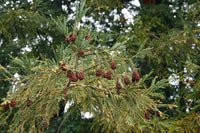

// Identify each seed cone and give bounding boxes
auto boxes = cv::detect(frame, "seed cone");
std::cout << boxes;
[11,99,16,108]
[26,99,32,107]
[61,62,67,71]
[78,70,84,80]
[132,70,140,82]
[190,81,194,87]
[111,60,116,70]
[71,73,78,82]
[124,75,130,85]
[145,111,150,120]
[3,104,9,111]
[71,33,77,42]
[65,36,71,43]
[106,71,112,80]
[103,72,107,78]
[67,70,73,78]
[79,50,84,57]
[96,68,102,77]
[86,35,93,44]
[116,80,122,94]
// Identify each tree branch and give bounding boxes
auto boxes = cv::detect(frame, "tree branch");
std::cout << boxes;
[56,110,72,133]
[64,79,71,96]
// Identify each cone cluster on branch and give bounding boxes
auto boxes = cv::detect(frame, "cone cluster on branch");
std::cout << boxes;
[62,37,141,95]
[2,98,17,111]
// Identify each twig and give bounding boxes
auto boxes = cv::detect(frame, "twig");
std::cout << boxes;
[56,110,72,133]
[64,79,71,96]
[83,64,98,72]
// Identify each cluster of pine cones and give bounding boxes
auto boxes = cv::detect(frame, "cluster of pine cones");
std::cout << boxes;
[2,98,16,112]
[61,59,140,94]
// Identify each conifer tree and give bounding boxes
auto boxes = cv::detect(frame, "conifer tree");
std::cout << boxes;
[0,0,200,132]
[0,1,173,132]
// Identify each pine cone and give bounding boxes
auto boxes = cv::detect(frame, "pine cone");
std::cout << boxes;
[111,60,116,70]
[116,80,122,94]
[71,73,78,82]
[96,68,102,77]
[10,99,16,108]
[132,70,140,82]
[86,35,93,44]
[65,36,71,43]
[124,75,130,85]
[26,99,32,107]
[79,50,84,57]
[103,72,107,78]
[3,104,9,111]
[67,70,73,78]
[145,111,150,120]
[71,33,77,42]
[106,71,112,80]
[61,61,67,71]
[78,70,84,80]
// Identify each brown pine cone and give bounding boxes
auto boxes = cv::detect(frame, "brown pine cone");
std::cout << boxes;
[111,60,116,70]
[61,61,67,71]
[78,70,84,80]
[106,71,112,80]
[67,70,73,78]
[3,104,9,111]
[132,70,140,82]
[71,73,78,82]
[103,72,107,78]
[26,99,32,107]
[10,99,16,108]
[79,50,84,57]
[124,75,130,85]
[96,68,102,77]
[65,36,71,43]
[71,33,77,42]
[86,35,93,44]
[116,80,122,94]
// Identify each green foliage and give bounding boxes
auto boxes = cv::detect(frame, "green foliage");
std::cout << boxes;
[0,0,200,132]
[0,25,171,132]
